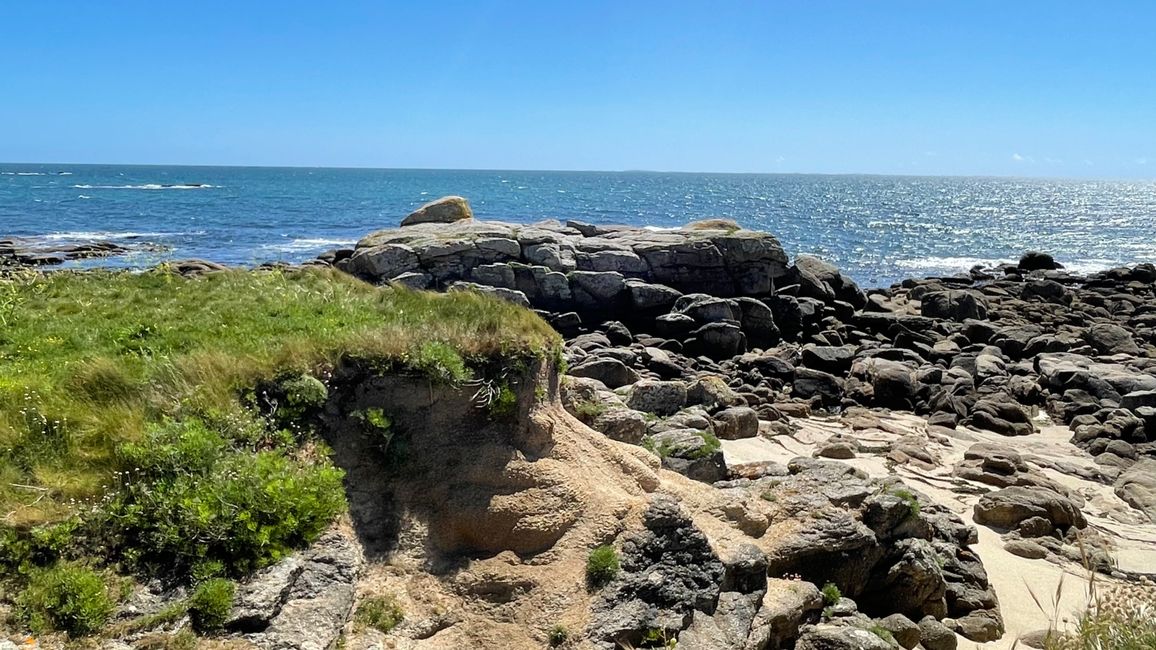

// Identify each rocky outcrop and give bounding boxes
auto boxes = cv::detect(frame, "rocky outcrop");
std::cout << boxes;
[338,219,789,317]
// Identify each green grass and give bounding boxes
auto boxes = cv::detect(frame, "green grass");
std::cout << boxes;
[867,625,895,644]
[0,268,559,526]
[585,544,620,589]
[0,268,560,634]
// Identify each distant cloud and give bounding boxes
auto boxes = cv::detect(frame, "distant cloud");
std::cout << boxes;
[1138,157,1149,165]
[1011,153,1034,163]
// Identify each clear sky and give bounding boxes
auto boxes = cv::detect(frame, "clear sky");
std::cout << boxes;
[2,1,1153,177]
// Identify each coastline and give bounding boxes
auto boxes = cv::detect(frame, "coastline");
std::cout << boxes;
[1,195,1154,649]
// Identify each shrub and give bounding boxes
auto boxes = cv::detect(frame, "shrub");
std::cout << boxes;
[188,578,235,632]
[0,519,79,575]
[16,564,114,637]
[586,545,620,589]
[548,624,569,646]
[355,594,404,634]
[101,420,346,578]
[821,582,842,606]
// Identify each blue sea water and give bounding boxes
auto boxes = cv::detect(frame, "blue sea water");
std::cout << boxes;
[2,163,1154,287]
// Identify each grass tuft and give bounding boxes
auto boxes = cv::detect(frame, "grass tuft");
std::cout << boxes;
[821,581,842,606]
[586,544,620,589]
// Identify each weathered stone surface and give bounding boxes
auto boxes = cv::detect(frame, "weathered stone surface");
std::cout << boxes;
[743,579,823,650]
[400,195,473,226]
[589,496,725,649]
[921,290,989,321]
[973,486,1087,531]
[626,380,688,416]
[918,617,958,650]
[247,528,364,650]
[795,625,894,650]
[1114,459,1156,523]
[714,406,760,440]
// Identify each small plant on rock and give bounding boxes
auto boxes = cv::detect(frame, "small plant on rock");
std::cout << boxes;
[889,488,921,518]
[868,625,895,644]
[571,398,606,422]
[188,577,235,632]
[586,544,620,589]
[821,582,842,606]
[15,563,114,637]
[548,624,569,646]
[355,594,404,634]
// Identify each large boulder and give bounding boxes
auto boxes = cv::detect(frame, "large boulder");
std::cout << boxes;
[400,195,473,226]
[1084,323,1141,356]
[626,380,688,416]
[920,290,989,322]
[972,486,1086,531]
[743,579,823,650]
[1018,251,1059,271]
[1114,459,1156,523]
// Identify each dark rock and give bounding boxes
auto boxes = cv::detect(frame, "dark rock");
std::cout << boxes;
[793,368,845,407]
[569,358,639,389]
[973,486,1086,531]
[713,406,760,440]
[921,290,989,322]
[1018,251,1058,271]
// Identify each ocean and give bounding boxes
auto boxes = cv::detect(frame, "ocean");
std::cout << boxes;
[2,163,1154,288]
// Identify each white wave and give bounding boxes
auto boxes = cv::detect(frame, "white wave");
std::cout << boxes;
[897,256,1120,276]
[896,256,1014,272]
[77,195,92,200]
[39,231,203,242]
[71,183,215,190]
[2,171,48,176]
[259,238,357,253]
[1060,259,1121,275]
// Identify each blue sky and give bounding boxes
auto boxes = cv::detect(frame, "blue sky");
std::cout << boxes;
[2,1,1153,177]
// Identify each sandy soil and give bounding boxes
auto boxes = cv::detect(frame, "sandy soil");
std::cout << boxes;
[722,413,1156,649]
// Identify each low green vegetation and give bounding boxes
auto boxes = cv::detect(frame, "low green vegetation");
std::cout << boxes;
[821,582,842,606]
[548,624,569,647]
[571,398,607,421]
[0,268,560,636]
[585,544,620,589]
[187,578,235,632]
[486,384,519,420]
[867,625,895,644]
[889,487,922,518]
[14,563,114,637]
[355,594,404,634]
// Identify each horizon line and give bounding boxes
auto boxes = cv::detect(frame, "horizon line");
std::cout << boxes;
[2,160,1153,183]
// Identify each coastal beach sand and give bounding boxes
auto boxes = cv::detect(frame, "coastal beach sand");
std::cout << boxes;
[722,415,1156,649]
